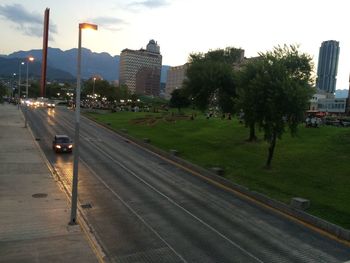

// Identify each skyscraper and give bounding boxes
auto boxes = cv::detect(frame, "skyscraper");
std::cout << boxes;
[316,40,340,94]
[119,40,162,96]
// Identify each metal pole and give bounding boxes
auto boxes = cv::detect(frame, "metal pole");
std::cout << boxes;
[70,25,82,225]
[93,78,95,96]
[24,60,29,128]
[18,63,22,109]
[11,73,16,98]
[26,60,29,99]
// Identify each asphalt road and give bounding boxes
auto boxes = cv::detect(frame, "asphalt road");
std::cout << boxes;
[26,106,350,263]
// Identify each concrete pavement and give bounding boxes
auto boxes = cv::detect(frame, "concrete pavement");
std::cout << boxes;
[0,103,99,263]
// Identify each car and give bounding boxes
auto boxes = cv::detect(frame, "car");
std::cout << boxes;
[52,135,73,153]
[47,100,56,108]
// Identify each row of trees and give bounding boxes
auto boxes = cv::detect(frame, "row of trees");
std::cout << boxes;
[172,45,314,168]
[6,78,136,103]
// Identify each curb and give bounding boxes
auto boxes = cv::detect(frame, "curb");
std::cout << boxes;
[83,112,350,246]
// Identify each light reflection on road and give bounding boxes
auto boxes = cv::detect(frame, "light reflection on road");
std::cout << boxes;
[54,154,74,192]
[47,109,55,126]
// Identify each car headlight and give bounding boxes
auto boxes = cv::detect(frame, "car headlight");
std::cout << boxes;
[68,145,73,149]
[55,145,61,149]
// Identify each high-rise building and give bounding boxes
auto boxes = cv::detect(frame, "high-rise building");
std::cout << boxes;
[165,64,188,99]
[316,40,340,94]
[119,40,162,96]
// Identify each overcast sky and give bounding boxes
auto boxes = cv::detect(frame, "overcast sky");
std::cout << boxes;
[1,0,349,89]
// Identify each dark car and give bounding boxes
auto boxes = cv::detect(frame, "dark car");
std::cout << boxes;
[52,135,73,153]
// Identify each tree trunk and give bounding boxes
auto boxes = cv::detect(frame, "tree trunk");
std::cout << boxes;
[265,132,277,168]
[248,122,257,141]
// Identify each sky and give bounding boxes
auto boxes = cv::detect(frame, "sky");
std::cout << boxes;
[1,0,350,90]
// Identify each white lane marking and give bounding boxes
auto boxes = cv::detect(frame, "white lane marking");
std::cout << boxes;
[57,110,264,262]
[86,141,265,263]
[80,158,188,263]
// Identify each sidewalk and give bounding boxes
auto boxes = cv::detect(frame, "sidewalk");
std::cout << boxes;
[0,103,98,262]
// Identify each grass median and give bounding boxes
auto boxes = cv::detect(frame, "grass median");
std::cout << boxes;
[85,110,350,229]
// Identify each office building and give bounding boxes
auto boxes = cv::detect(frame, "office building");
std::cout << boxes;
[316,40,340,94]
[119,40,162,96]
[165,64,188,99]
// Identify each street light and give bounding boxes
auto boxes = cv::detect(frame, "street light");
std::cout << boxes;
[92,77,96,96]
[26,56,34,99]
[24,56,34,128]
[70,22,98,225]
[11,73,16,98]
[18,62,24,109]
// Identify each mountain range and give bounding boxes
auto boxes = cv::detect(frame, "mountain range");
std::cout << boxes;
[0,47,171,83]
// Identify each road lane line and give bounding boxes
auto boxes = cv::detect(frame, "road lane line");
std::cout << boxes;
[80,158,188,263]
[83,140,264,263]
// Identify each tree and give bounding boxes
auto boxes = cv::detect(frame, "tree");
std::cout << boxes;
[183,47,241,112]
[236,58,264,141]
[82,78,116,101]
[0,82,8,102]
[239,45,314,168]
[116,84,131,101]
[169,88,190,113]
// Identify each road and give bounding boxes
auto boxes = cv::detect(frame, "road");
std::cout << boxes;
[26,106,350,263]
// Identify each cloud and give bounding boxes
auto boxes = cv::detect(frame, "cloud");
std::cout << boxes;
[0,4,57,38]
[128,0,170,9]
[90,16,127,31]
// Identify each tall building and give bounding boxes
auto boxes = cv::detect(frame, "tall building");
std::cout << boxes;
[316,40,340,94]
[119,40,162,96]
[165,64,188,99]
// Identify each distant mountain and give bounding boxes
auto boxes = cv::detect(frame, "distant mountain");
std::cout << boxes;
[6,48,119,81]
[335,89,349,98]
[3,47,171,82]
[0,57,74,80]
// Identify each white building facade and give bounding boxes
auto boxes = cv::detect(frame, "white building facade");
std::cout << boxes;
[119,40,162,95]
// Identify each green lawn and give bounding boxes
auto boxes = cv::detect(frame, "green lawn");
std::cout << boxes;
[86,110,350,229]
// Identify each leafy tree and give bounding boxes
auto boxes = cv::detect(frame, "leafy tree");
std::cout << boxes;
[116,84,131,101]
[236,58,263,141]
[239,45,314,168]
[0,82,8,101]
[169,88,190,113]
[28,81,40,98]
[83,78,116,100]
[46,82,67,98]
[183,47,241,112]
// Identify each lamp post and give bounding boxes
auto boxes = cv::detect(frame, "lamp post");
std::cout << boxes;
[92,77,96,96]
[26,56,34,99]
[24,56,34,128]
[11,73,16,98]
[70,22,98,225]
[18,62,24,109]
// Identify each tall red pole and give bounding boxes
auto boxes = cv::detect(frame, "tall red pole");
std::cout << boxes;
[40,8,49,97]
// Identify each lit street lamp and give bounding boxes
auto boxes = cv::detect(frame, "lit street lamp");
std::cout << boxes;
[70,22,98,225]
[11,73,16,98]
[24,56,34,128]
[26,56,34,99]
[92,77,96,96]
[18,62,24,109]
